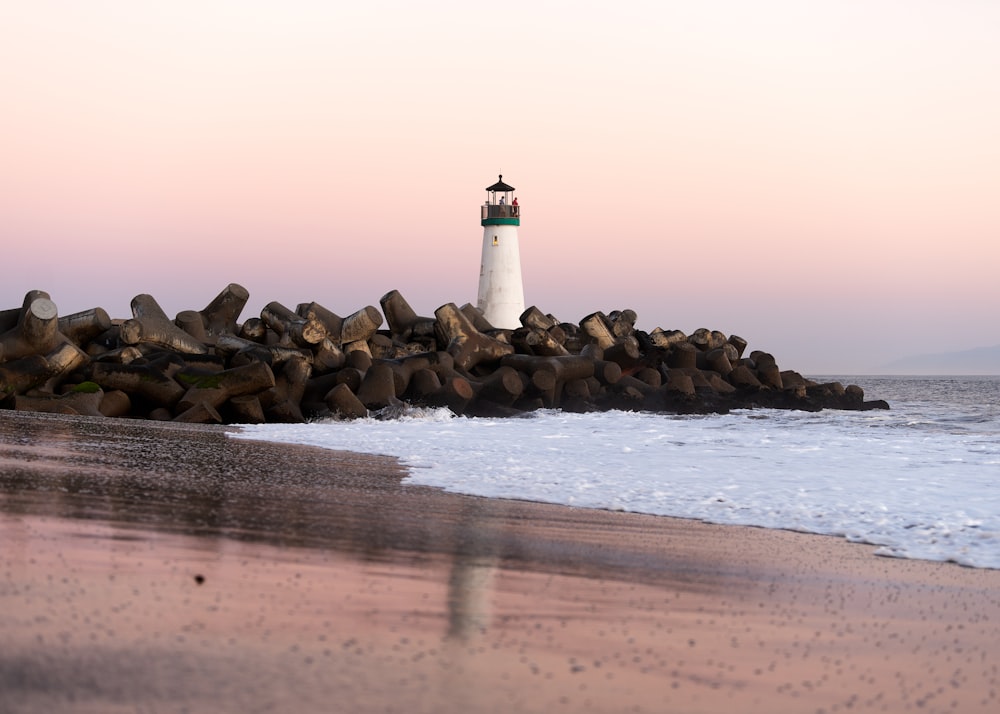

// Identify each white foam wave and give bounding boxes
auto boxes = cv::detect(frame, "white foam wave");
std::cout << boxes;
[233,406,1000,569]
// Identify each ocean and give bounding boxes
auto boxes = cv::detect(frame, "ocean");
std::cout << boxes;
[232,376,1000,570]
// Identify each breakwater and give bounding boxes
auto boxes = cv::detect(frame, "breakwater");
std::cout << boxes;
[0,284,888,423]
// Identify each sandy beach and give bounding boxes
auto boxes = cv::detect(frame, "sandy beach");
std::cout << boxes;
[2,410,998,713]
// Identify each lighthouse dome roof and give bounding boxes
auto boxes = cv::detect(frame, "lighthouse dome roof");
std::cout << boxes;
[486,174,515,192]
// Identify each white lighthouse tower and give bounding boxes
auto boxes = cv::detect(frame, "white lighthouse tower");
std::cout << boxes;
[477,174,525,328]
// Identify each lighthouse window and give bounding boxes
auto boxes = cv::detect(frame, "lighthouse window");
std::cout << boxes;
[493,236,499,246]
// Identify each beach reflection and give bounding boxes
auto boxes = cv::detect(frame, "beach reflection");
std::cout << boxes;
[446,503,504,640]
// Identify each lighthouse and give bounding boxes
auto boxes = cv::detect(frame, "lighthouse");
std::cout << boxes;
[477,174,525,328]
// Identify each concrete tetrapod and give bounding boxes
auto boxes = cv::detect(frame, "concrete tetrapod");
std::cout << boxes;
[199,283,250,339]
[381,290,436,344]
[131,294,209,355]
[14,388,104,417]
[260,302,327,348]
[297,302,344,345]
[175,361,277,413]
[88,362,186,409]
[511,327,570,357]
[266,356,312,423]
[434,303,514,372]
[340,306,383,345]
[0,296,60,361]
[58,308,112,348]
[500,354,596,408]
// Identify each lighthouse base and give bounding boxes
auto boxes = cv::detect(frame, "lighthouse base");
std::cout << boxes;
[477,223,524,329]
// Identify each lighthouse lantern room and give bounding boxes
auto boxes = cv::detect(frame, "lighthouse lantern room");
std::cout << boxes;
[477,174,525,329]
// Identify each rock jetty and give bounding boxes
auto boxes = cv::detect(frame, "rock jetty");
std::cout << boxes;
[0,284,888,424]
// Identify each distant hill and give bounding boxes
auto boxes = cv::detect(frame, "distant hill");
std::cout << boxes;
[882,344,1000,375]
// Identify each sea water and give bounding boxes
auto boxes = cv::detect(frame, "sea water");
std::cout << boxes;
[232,376,1000,570]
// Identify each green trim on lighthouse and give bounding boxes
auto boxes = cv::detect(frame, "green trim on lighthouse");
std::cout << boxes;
[481,217,520,226]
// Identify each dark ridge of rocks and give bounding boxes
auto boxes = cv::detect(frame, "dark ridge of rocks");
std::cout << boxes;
[0,285,890,424]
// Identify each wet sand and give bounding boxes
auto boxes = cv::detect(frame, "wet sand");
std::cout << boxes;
[2,411,999,713]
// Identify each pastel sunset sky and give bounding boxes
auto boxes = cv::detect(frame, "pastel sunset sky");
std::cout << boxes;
[2,1,997,373]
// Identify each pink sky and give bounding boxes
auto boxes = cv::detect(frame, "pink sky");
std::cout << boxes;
[2,1,998,373]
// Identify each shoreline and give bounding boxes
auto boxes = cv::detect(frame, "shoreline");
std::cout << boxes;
[3,411,1000,713]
